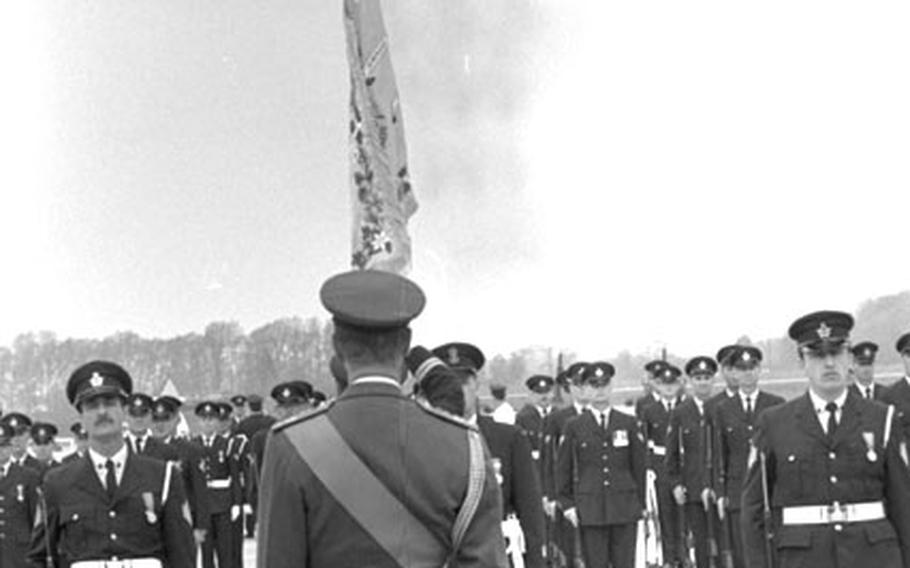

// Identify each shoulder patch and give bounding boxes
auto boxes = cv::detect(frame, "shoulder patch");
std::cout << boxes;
[272,402,334,433]
[415,399,476,431]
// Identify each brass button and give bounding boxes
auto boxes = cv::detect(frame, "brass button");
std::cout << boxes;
[110,533,118,541]
[834,524,843,532]
[109,511,116,518]
[828,452,836,460]
[830,475,837,484]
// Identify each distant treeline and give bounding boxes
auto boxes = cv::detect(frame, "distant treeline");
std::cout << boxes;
[2,291,908,427]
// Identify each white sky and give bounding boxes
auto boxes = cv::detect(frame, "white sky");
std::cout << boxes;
[1,1,908,361]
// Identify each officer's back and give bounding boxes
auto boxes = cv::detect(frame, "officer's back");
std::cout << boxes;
[257,270,507,568]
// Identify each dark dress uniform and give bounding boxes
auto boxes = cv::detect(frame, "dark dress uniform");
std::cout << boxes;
[556,407,645,568]
[0,461,40,568]
[225,431,249,566]
[850,382,887,402]
[28,452,195,568]
[742,391,910,568]
[714,389,785,568]
[194,430,242,568]
[163,436,211,536]
[546,401,588,565]
[235,413,276,441]
[641,393,686,563]
[667,397,715,568]
[881,377,910,436]
[515,404,550,484]
[478,414,546,568]
[257,379,508,568]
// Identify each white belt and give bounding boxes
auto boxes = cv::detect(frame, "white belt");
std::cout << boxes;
[207,478,232,489]
[72,559,162,568]
[650,444,666,456]
[782,501,886,525]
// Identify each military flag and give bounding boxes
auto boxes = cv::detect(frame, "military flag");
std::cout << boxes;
[344,0,417,274]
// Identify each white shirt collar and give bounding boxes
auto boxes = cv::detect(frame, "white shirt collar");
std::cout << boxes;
[809,388,848,414]
[1,459,11,477]
[592,406,611,424]
[573,402,586,414]
[88,444,129,486]
[351,375,401,388]
[739,390,757,407]
[694,397,705,413]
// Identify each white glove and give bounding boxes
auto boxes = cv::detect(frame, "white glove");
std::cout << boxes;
[672,485,687,506]
[230,505,241,521]
[242,504,253,515]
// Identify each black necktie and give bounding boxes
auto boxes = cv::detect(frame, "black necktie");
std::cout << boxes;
[601,411,609,430]
[745,397,753,419]
[136,437,144,454]
[826,402,838,439]
[105,459,117,499]
[866,387,872,400]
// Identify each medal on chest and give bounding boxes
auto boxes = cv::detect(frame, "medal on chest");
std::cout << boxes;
[863,431,877,462]
[142,491,158,524]
[16,484,24,502]
[218,450,225,463]
[613,429,629,447]
[492,458,503,486]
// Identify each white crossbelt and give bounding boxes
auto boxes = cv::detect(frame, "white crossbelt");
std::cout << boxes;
[72,558,162,568]
[782,501,885,525]
[207,478,231,489]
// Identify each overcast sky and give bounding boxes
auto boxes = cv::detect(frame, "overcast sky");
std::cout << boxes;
[1,1,908,361]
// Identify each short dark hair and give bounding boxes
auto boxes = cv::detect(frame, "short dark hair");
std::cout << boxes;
[332,321,411,369]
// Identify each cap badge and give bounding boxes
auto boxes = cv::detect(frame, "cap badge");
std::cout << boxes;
[864,348,872,358]
[742,351,751,362]
[817,322,831,339]
[283,388,291,399]
[595,368,604,378]
[699,361,707,370]
[447,347,459,365]
[90,372,104,388]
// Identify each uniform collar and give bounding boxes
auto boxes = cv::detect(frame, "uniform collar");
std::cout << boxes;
[808,388,848,413]
[573,402,587,414]
[88,443,128,483]
[350,375,401,388]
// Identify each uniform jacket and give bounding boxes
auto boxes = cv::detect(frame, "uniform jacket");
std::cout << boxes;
[634,392,660,421]
[236,414,276,441]
[641,396,685,476]
[256,379,508,568]
[515,404,551,491]
[714,390,785,509]
[556,408,645,526]
[742,391,910,568]
[666,398,713,503]
[850,382,887,402]
[478,415,545,568]
[163,437,210,531]
[881,378,910,438]
[544,404,586,500]
[0,463,40,568]
[193,434,242,515]
[28,451,195,568]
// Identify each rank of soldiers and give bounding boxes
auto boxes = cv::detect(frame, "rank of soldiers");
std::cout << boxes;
[2,269,910,568]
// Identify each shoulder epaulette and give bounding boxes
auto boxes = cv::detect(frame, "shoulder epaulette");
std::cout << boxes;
[415,399,477,431]
[271,402,334,433]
